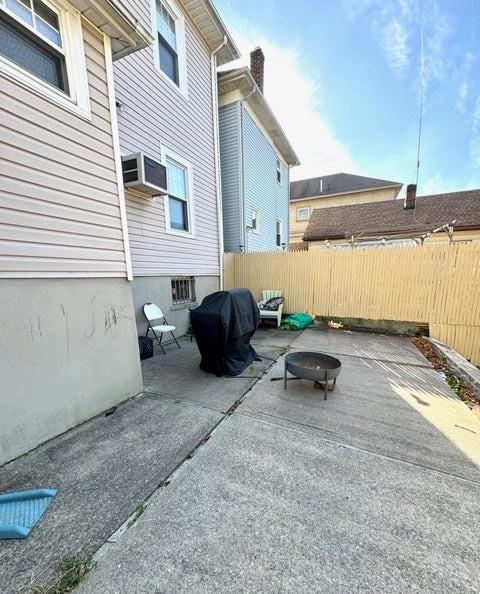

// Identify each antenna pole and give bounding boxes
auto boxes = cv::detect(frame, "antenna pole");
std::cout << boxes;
[416,26,425,187]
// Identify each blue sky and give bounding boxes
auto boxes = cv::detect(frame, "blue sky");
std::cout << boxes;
[215,0,480,195]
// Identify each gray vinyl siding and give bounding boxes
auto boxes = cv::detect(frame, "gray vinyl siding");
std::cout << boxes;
[113,0,219,276]
[219,102,242,252]
[0,20,128,277]
[241,107,289,252]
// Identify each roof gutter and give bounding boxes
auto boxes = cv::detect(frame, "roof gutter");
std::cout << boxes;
[74,0,153,59]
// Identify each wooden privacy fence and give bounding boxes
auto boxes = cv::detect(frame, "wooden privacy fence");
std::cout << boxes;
[223,243,480,366]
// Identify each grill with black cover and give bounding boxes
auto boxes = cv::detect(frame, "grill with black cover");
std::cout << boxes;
[190,289,260,376]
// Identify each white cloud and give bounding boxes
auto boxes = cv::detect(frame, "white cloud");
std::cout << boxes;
[345,0,450,86]
[456,52,474,112]
[422,174,469,195]
[470,96,480,169]
[382,20,410,75]
[220,27,357,180]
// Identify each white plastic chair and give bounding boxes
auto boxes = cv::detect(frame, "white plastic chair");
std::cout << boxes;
[144,303,181,355]
[258,290,284,328]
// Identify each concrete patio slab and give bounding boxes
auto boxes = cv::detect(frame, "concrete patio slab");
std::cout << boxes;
[142,338,286,413]
[242,350,480,481]
[78,414,480,594]
[293,328,430,366]
[0,395,222,593]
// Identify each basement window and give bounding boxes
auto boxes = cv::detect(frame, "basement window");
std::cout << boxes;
[171,276,195,306]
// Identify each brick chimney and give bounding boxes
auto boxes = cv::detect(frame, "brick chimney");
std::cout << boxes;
[250,47,265,93]
[404,183,416,209]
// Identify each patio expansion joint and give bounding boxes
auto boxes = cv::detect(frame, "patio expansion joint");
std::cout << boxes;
[237,411,480,487]
[94,356,281,559]
[142,391,224,414]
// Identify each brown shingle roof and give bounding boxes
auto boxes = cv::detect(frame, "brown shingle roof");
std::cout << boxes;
[290,173,402,201]
[303,189,480,241]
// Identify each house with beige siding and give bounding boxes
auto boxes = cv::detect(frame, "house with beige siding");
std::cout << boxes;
[113,0,239,337]
[0,0,151,464]
[289,173,403,245]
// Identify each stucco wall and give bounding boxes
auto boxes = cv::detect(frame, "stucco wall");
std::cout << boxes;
[0,278,142,465]
[132,275,219,338]
[289,188,399,241]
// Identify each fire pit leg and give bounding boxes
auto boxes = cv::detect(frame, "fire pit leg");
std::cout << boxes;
[324,379,328,401]
[284,363,287,391]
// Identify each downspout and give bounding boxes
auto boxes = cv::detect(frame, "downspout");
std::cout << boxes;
[211,36,227,289]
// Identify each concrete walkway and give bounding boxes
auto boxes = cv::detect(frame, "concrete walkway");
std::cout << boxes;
[0,329,296,593]
[77,329,480,594]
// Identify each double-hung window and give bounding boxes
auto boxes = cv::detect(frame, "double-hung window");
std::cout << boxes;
[156,0,177,84]
[153,0,186,94]
[0,0,66,90]
[276,157,282,184]
[276,219,282,247]
[0,0,89,114]
[163,148,193,236]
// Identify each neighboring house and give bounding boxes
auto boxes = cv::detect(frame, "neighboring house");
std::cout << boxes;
[289,173,403,244]
[113,0,239,336]
[218,48,300,253]
[303,185,480,248]
[0,0,151,464]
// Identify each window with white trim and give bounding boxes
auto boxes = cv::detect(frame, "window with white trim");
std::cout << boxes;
[0,0,89,114]
[276,157,282,184]
[153,0,186,94]
[171,276,195,305]
[276,219,282,247]
[297,206,310,221]
[251,208,259,233]
[163,147,194,236]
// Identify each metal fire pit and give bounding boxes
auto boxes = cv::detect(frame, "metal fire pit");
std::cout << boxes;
[284,351,342,400]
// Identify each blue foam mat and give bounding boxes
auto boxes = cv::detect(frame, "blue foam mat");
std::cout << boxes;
[0,488,57,539]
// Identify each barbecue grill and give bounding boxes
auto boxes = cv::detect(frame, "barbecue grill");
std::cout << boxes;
[284,351,341,399]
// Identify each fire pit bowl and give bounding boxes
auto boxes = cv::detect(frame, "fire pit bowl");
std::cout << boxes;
[284,351,341,400]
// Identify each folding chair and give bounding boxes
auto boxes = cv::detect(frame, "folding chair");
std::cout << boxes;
[143,303,181,354]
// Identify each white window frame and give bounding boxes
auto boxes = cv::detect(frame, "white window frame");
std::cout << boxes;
[276,219,283,248]
[0,0,90,118]
[276,157,282,185]
[162,145,195,238]
[150,0,187,98]
[297,206,310,221]
[251,208,260,234]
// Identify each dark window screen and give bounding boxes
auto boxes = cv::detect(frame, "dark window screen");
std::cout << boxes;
[169,196,188,231]
[158,34,178,84]
[0,13,66,91]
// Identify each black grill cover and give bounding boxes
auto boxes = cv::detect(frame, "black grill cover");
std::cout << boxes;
[190,289,260,376]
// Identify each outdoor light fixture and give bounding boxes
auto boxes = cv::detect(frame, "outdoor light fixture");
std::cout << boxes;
[281,242,286,251]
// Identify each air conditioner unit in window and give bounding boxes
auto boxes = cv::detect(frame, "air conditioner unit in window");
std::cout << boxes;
[121,152,168,196]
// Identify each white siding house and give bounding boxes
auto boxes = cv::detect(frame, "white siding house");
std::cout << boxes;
[113,0,239,336]
[0,0,151,464]
[218,50,299,253]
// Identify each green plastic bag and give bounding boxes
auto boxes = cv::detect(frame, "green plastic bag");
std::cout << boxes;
[281,313,314,330]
